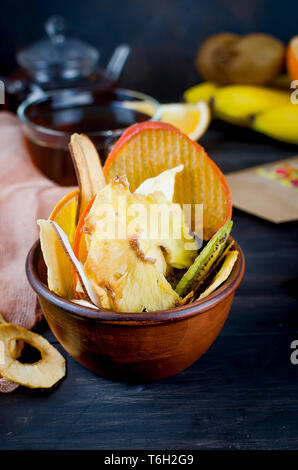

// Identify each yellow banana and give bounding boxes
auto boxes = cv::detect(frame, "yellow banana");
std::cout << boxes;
[213,85,290,125]
[252,104,298,145]
[183,82,218,104]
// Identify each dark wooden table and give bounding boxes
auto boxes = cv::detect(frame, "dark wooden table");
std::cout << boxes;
[1,122,298,450]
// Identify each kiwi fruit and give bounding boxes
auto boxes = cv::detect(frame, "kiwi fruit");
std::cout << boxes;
[196,33,240,84]
[196,33,285,85]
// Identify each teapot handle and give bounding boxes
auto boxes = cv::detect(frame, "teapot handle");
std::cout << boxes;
[105,44,130,82]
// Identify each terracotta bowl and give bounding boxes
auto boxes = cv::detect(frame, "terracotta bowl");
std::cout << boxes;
[26,237,245,383]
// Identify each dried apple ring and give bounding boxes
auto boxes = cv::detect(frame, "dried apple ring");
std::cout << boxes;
[0,313,23,359]
[0,324,65,389]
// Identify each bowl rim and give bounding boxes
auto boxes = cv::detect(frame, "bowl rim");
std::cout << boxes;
[26,236,245,324]
[17,87,162,139]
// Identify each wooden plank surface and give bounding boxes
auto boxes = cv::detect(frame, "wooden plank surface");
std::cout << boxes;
[1,121,298,450]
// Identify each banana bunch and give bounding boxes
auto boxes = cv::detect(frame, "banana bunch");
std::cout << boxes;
[184,82,298,145]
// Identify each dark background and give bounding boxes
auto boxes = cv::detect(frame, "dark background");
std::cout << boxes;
[0,0,297,101]
[1,0,298,451]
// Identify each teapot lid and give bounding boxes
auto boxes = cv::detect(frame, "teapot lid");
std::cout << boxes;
[16,16,100,82]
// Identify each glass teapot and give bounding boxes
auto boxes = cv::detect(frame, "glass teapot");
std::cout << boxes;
[3,16,130,111]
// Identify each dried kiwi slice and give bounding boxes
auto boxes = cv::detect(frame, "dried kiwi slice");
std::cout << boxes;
[198,250,238,300]
[175,220,233,297]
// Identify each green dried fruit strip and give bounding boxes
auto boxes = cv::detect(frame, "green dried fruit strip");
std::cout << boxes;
[200,239,235,287]
[175,219,233,297]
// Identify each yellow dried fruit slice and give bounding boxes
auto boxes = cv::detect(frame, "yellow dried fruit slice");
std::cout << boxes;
[50,221,100,307]
[69,133,106,221]
[135,165,184,202]
[0,324,65,389]
[0,313,23,359]
[198,250,239,300]
[104,122,232,240]
[82,180,185,312]
[38,220,74,299]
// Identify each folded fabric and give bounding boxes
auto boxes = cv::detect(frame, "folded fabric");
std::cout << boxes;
[0,111,73,392]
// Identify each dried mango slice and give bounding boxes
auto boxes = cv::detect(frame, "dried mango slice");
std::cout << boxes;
[175,220,233,297]
[0,324,65,389]
[38,220,74,299]
[69,133,106,221]
[104,122,232,239]
[198,250,239,300]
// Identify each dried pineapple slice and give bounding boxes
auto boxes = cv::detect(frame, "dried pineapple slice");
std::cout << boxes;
[82,179,192,312]
[0,324,65,389]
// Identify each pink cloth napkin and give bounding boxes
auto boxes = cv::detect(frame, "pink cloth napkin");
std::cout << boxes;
[0,111,73,392]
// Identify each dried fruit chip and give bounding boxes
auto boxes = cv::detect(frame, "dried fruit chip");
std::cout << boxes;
[0,313,23,359]
[50,221,100,307]
[175,220,233,297]
[0,324,65,389]
[104,121,232,239]
[49,189,79,245]
[198,250,239,300]
[69,133,106,221]
[135,165,184,202]
[38,220,74,299]
[70,299,99,309]
[82,180,184,312]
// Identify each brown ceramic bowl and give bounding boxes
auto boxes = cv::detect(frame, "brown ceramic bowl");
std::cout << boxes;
[26,236,245,383]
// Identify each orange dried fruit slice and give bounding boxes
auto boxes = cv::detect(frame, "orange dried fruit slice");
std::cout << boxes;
[49,189,79,245]
[104,122,231,239]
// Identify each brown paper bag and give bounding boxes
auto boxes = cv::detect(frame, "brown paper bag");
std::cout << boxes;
[226,157,298,223]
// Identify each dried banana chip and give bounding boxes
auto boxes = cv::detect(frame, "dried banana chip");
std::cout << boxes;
[0,324,65,389]
[50,221,100,307]
[69,133,106,221]
[198,250,239,300]
[70,299,99,309]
